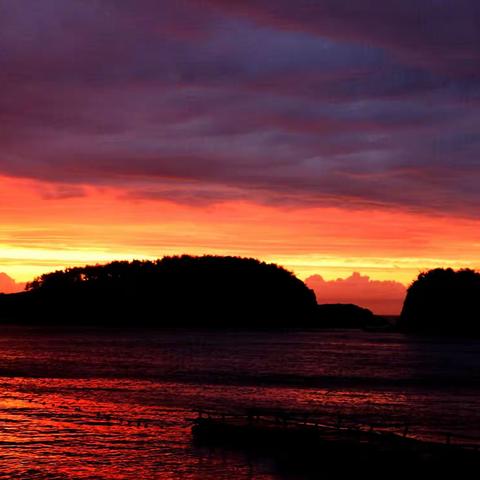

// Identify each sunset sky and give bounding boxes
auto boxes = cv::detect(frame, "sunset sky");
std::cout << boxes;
[1,1,479,313]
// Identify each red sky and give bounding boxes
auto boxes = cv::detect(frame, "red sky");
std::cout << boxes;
[306,273,406,315]
[1,1,480,314]
[1,173,479,313]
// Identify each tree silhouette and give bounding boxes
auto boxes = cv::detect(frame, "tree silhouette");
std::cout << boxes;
[399,268,480,333]
[12,255,318,327]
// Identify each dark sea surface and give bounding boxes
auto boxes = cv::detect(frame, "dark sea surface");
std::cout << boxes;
[0,327,479,479]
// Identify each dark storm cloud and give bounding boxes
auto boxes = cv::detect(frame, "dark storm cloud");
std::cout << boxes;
[0,0,479,214]
[203,0,480,74]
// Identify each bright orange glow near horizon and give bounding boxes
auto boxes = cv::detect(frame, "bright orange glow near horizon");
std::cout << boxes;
[2,0,480,317]
[2,173,480,313]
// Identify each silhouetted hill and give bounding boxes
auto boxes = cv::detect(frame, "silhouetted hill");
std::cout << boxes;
[399,268,480,334]
[0,256,318,327]
[315,304,388,329]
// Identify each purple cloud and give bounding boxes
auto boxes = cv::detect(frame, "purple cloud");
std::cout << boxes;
[0,1,479,215]
[202,0,480,74]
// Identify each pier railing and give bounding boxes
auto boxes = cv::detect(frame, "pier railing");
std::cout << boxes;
[191,407,480,451]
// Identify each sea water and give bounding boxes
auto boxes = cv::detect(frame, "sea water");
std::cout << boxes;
[0,327,479,479]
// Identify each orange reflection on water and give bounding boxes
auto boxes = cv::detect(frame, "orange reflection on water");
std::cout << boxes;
[0,381,278,480]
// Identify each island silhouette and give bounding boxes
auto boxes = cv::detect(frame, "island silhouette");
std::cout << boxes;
[399,268,480,334]
[0,256,319,327]
[315,303,378,329]
[2,257,478,332]
[0,255,387,328]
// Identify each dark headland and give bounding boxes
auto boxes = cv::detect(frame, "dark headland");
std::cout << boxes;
[1,258,478,333]
[399,268,480,334]
[0,255,389,329]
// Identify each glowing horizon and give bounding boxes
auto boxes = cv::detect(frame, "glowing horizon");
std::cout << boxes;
[1,173,479,314]
[1,1,480,314]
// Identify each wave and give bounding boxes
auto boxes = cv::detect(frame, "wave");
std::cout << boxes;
[1,366,479,391]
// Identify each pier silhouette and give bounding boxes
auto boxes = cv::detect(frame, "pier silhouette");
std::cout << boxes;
[190,407,480,475]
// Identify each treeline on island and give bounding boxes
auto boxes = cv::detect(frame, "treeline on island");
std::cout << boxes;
[0,257,478,332]
[399,268,480,334]
[0,255,383,329]
[0,256,320,327]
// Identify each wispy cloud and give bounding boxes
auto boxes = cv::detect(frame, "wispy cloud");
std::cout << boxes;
[0,1,479,216]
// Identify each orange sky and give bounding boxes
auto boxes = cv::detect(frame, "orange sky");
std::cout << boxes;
[2,1,480,316]
[1,174,480,313]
